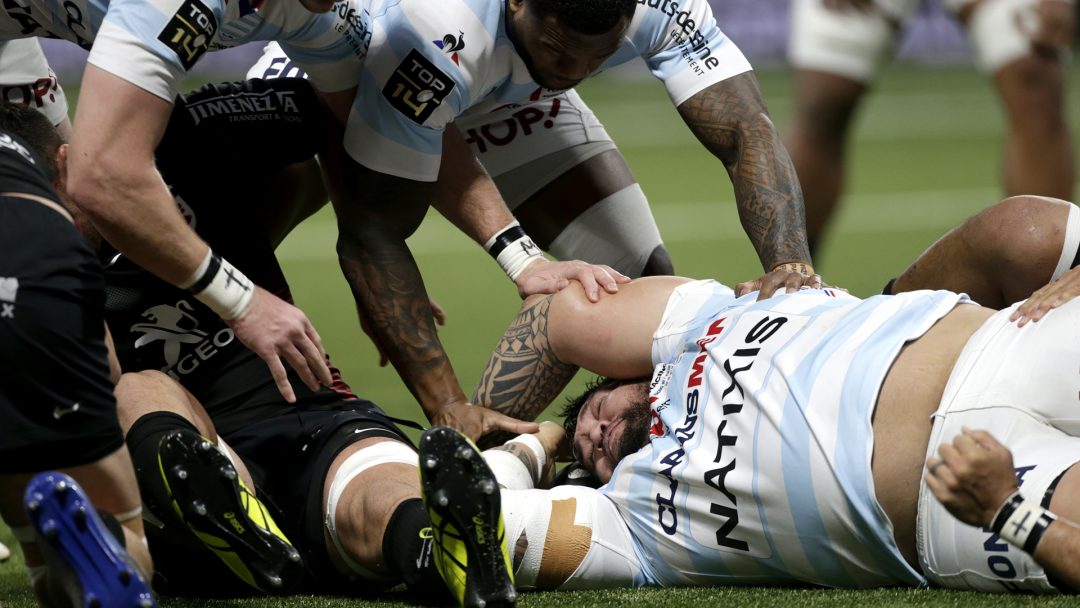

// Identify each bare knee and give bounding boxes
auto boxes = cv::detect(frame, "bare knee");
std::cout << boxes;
[323,439,420,574]
[115,370,181,409]
[976,196,1072,264]
[115,370,211,436]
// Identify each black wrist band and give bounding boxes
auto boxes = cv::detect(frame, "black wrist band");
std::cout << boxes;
[187,253,221,295]
[991,492,1024,534]
[488,225,528,258]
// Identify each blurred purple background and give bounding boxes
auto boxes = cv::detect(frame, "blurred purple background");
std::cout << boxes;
[41,0,970,82]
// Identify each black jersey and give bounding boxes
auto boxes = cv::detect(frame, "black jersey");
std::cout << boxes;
[102,78,353,436]
[0,129,56,201]
[0,128,125,471]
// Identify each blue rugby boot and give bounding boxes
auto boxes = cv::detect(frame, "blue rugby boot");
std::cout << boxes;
[23,471,156,608]
[419,426,516,608]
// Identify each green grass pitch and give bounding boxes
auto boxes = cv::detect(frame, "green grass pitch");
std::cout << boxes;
[2,63,1079,606]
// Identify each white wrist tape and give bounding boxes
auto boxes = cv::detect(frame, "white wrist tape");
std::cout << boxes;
[184,249,255,320]
[991,490,1057,554]
[508,433,547,481]
[483,433,548,490]
[483,450,535,490]
[484,221,544,282]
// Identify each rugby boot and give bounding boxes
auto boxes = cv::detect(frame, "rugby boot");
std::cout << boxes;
[418,426,516,608]
[23,471,156,608]
[157,429,303,593]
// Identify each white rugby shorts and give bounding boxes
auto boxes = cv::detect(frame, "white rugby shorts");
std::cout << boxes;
[918,299,1080,593]
[789,0,1049,81]
[0,39,69,127]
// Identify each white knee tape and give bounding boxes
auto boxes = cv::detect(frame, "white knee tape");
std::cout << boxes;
[547,183,663,278]
[501,485,639,590]
[324,441,417,580]
[1051,203,1080,282]
[483,434,546,490]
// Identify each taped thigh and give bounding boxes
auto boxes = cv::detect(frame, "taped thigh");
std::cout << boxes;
[501,485,640,590]
[323,440,417,580]
[1051,202,1080,282]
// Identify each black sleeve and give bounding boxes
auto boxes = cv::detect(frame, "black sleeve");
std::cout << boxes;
[156,78,326,178]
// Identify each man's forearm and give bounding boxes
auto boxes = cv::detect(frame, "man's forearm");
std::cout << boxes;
[431,125,518,246]
[473,295,578,422]
[80,164,209,283]
[678,73,812,270]
[68,65,209,285]
[338,241,468,416]
[327,144,469,420]
[1034,519,1080,590]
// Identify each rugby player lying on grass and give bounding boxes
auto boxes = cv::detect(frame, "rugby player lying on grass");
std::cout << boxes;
[420,195,1080,594]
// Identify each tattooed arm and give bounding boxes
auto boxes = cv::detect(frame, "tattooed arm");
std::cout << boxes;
[473,295,580,423]
[474,278,685,448]
[322,143,538,441]
[678,73,821,297]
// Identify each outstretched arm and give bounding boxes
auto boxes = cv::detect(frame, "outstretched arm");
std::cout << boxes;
[474,277,687,422]
[678,72,820,297]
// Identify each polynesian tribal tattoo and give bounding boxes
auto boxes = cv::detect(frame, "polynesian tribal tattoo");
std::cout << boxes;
[677,72,811,270]
[473,295,578,423]
[333,161,461,420]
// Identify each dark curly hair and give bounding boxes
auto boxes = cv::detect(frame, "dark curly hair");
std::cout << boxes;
[560,376,626,440]
[528,0,637,35]
[0,102,62,176]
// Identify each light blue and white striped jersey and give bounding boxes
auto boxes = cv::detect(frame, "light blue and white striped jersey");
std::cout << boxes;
[0,0,358,101]
[602,280,970,588]
[339,0,752,180]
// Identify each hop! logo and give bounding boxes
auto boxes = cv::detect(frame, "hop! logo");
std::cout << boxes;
[433,31,464,65]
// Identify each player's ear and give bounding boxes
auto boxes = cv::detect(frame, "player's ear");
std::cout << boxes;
[55,143,69,190]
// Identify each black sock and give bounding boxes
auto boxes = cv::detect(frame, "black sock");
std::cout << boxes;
[381,498,451,603]
[125,411,201,531]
